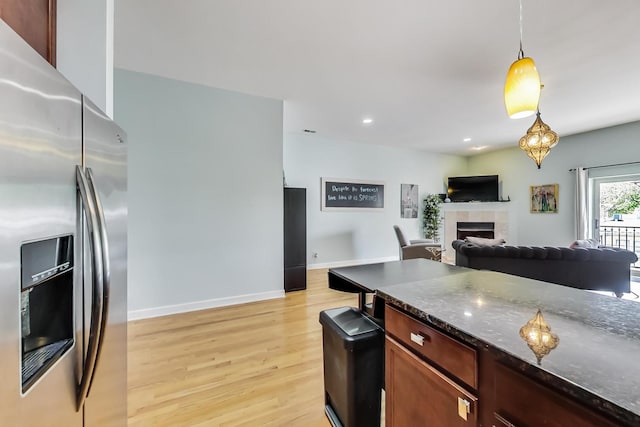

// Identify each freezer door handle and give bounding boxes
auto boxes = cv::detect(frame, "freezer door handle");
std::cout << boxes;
[85,167,111,395]
[75,166,105,411]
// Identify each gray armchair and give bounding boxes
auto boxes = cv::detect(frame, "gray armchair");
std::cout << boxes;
[393,225,442,261]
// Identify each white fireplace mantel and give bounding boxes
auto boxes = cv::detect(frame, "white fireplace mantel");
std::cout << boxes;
[441,202,510,264]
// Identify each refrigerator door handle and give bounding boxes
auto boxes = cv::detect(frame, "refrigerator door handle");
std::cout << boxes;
[75,165,105,411]
[85,167,111,395]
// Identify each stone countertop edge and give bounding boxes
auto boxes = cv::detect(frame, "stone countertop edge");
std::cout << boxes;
[376,288,640,427]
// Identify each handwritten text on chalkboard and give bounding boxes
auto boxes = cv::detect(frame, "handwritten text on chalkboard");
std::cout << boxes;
[321,178,385,211]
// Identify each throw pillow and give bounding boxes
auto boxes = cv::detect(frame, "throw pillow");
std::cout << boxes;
[465,236,506,246]
[569,238,600,249]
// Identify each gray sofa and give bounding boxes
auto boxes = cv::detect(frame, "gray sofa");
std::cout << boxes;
[452,239,638,296]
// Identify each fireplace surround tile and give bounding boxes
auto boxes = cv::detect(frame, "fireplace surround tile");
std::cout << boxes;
[442,206,509,264]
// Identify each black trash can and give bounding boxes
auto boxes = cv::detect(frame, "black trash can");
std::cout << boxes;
[319,306,384,427]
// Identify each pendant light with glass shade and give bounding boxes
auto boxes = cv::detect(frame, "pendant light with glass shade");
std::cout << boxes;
[518,105,559,169]
[504,0,541,119]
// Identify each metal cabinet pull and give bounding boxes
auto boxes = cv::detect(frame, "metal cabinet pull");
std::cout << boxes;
[458,397,470,421]
[410,332,425,346]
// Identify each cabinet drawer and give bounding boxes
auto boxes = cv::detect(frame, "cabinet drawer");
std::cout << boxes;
[494,362,620,427]
[386,336,478,426]
[385,304,477,389]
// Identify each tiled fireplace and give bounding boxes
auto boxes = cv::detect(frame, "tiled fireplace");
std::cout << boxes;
[456,221,495,240]
[442,207,509,264]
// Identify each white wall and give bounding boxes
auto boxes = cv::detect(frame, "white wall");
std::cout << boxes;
[114,69,284,319]
[57,0,113,116]
[467,121,640,246]
[284,133,468,267]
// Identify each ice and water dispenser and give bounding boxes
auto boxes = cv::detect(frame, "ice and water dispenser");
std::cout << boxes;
[20,235,74,392]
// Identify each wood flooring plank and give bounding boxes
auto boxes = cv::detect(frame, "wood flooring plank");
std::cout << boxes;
[128,268,358,426]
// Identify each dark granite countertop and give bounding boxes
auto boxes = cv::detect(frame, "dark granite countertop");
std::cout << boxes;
[329,258,468,293]
[376,269,640,425]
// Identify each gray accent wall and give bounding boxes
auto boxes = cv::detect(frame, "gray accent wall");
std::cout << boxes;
[467,121,640,246]
[115,69,283,315]
[57,0,113,116]
[285,121,639,266]
[284,133,468,267]
[112,63,638,313]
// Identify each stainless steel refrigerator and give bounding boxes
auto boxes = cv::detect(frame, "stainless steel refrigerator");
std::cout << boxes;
[0,20,127,426]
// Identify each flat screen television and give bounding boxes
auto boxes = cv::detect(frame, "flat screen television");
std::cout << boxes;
[447,175,499,202]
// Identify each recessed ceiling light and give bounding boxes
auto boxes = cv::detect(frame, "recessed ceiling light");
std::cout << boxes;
[362,118,373,125]
[463,137,472,142]
[471,145,488,151]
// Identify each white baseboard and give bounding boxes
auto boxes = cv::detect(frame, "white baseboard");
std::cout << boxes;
[127,290,285,321]
[308,255,398,270]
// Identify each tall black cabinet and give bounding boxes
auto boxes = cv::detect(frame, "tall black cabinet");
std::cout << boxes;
[284,187,307,292]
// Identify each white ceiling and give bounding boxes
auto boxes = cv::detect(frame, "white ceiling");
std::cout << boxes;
[114,0,640,155]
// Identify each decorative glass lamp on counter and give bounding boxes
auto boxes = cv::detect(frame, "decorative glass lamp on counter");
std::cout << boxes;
[519,309,560,364]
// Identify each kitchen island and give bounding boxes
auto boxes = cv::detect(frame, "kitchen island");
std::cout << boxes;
[332,260,640,426]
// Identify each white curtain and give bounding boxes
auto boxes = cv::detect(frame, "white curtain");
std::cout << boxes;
[575,167,589,240]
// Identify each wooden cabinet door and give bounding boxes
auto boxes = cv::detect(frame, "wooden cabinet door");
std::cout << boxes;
[0,0,56,65]
[493,363,621,427]
[386,336,478,426]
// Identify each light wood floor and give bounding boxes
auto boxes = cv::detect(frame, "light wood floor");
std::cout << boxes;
[127,269,357,426]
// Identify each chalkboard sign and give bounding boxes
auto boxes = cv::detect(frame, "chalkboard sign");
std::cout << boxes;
[321,178,385,211]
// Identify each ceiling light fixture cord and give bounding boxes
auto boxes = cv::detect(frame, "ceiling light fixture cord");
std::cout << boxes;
[504,0,540,119]
[518,0,524,59]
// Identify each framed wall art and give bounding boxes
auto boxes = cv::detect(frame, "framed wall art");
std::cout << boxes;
[530,184,558,213]
[400,184,418,218]
[321,178,385,211]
